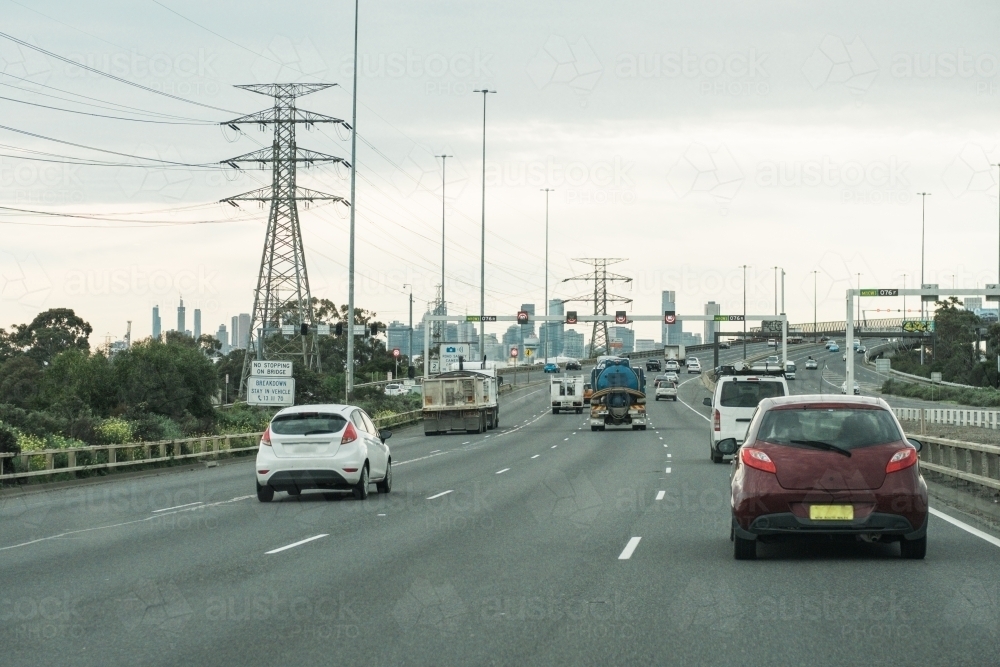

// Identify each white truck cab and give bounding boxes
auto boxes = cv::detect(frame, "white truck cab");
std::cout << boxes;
[551,376,585,414]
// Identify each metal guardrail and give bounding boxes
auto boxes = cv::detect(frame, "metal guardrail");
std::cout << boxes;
[894,407,1000,430]
[907,433,1000,492]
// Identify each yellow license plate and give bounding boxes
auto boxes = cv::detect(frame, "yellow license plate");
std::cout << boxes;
[809,505,854,521]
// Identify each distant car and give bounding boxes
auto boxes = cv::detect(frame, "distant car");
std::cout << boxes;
[841,380,861,395]
[646,359,661,372]
[565,361,582,371]
[717,394,927,560]
[664,360,680,373]
[383,383,406,396]
[825,340,837,350]
[655,380,678,401]
[857,346,867,354]
[804,358,818,370]
[543,363,559,373]
[784,361,796,380]
[767,339,777,348]
[256,404,392,502]
[719,341,731,349]
[764,355,780,366]
[688,360,702,374]
[828,343,840,352]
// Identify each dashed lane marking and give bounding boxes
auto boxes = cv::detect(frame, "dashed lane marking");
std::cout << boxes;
[426,490,454,500]
[618,537,642,560]
[531,455,540,459]
[265,534,328,555]
[152,501,202,513]
[496,468,510,475]
[655,491,665,501]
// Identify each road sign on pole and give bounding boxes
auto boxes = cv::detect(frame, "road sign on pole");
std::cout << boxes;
[664,310,676,325]
[251,360,293,377]
[392,348,400,358]
[860,288,899,297]
[517,311,529,324]
[510,346,519,358]
[615,311,627,324]
[466,315,497,322]
[566,311,577,324]
[247,377,295,406]
[714,315,745,322]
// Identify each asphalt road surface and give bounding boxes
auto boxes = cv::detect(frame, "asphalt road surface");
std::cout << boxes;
[3,342,999,666]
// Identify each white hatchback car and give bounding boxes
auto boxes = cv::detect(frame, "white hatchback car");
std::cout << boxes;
[688,360,702,374]
[255,404,392,502]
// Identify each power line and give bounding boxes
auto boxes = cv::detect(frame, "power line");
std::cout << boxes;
[0,93,214,124]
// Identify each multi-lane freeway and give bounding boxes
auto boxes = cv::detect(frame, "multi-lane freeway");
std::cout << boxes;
[3,342,999,666]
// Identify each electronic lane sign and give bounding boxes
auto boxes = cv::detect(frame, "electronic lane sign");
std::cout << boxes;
[664,310,676,325]
[714,315,745,322]
[516,311,529,324]
[566,311,578,324]
[761,320,783,332]
[860,288,899,297]
[615,311,627,324]
[902,320,935,333]
[466,315,497,322]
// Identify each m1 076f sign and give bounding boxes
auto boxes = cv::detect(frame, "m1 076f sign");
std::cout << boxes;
[860,288,899,297]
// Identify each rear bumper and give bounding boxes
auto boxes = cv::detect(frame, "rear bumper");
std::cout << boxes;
[734,511,928,542]
[264,469,354,491]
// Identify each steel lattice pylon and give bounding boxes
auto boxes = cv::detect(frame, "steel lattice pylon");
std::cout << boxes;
[221,84,351,399]
[561,258,632,357]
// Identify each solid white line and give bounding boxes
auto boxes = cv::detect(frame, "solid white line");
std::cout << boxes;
[930,507,1000,549]
[152,501,202,513]
[265,534,328,555]
[655,491,665,501]
[496,468,510,474]
[426,490,454,500]
[618,537,641,560]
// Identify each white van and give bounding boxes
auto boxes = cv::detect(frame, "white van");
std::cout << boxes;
[784,361,796,379]
[704,370,788,463]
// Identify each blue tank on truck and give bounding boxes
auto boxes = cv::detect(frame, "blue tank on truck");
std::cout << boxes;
[589,359,647,431]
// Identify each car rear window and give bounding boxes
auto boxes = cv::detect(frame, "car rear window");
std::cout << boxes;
[757,408,901,450]
[271,412,347,435]
[719,380,785,408]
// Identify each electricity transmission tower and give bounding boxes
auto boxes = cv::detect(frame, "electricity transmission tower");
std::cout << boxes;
[561,258,632,356]
[221,84,350,399]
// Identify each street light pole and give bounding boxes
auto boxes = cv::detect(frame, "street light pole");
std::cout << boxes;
[856,273,862,325]
[473,89,496,358]
[403,283,413,365]
[346,0,360,399]
[541,188,554,362]
[811,270,818,343]
[773,266,780,316]
[901,273,907,319]
[740,265,749,359]
[917,192,931,365]
[435,155,452,320]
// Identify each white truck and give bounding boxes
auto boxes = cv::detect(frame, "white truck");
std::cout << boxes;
[664,344,686,366]
[550,376,585,414]
[422,369,499,435]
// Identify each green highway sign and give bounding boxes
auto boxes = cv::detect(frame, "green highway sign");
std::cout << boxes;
[860,288,899,297]
[466,315,497,322]
[714,315,745,321]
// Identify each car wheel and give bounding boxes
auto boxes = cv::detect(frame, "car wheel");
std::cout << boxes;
[376,460,392,494]
[591,425,598,431]
[673,397,678,402]
[256,481,274,503]
[734,534,757,560]
[576,408,583,414]
[552,408,559,414]
[900,536,926,559]
[352,465,370,500]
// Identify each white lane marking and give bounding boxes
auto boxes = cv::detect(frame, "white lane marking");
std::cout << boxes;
[396,451,449,466]
[152,501,202,513]
[564,438,569,441]
[429,450,441,454]
[665,467,672,473]
[265,534,328,555]
[531,455,540,459]
[667,454,672,458]
[655,491,666,501]
[496,468,510,475]
[426,490,454,500]
[551,445,558,449]
[663,444,668,447]
[377,513,386,516]
[0,495,255,552]
[618,537,642,560]
[462,441,470,445]
[930,507,1000,549]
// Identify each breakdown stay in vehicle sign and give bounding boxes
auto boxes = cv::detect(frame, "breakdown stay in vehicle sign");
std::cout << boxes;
[251,360,293,377]
[714,315,745,321]
[247,377,295,406]
[860,288,899,297]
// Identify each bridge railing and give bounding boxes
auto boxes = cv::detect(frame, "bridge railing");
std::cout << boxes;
[907,433,1000,492]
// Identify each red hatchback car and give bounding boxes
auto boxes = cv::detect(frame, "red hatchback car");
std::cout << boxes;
[716,395,927,560]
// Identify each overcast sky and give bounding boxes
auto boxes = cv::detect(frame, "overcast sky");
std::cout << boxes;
[2,0,1000,345]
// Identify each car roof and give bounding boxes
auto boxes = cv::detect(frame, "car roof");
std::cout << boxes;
[273,404,355,417]
[758,394,887,410]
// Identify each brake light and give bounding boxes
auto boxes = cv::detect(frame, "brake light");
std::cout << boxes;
[741,448,776,474]
[341,422,358,444]
[713,409,721,432]
[261,427,272,446]
[886,448,917,473]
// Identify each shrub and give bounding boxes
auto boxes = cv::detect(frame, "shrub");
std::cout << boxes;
[96,417,134,445]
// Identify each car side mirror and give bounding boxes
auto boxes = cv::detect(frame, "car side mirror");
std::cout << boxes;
[906,438,922,452]
[703,398,712,407]
[380,430,392,443]
[716,438,738,455]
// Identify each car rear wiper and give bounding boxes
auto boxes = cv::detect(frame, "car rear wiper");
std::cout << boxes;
[789,439,852,457]
[303,429,336,435]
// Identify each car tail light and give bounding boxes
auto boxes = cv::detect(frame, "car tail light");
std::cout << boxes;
[260,427,272,446]
[341,422,358,445]
[886,448,917,473]
[741,448,777,474]
[713,409,721,432]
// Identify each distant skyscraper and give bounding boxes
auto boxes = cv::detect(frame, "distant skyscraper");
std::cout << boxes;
[177,298,186,335]
[387,321,412,358]
[965,297,983,312]
[635,339,655,352]
[193,309,202,339]
[152,305,161,341]
[238,313,251,349]
[544,298,564,359]
[519,303,535,341]
[609,325,635,353]
[563,329,585,359]
[216,324,230,354]
[704,301,721,345]
[662,290,681,345]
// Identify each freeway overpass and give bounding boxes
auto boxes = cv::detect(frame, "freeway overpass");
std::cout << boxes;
[2,341,998,667]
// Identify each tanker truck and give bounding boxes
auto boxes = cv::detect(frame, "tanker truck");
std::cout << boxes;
[589,359,647,431]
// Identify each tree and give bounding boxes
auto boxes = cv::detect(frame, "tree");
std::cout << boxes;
[931,297,980,384]
[0,356,43,408]
[112,338,218,419]
[13,308,92,364]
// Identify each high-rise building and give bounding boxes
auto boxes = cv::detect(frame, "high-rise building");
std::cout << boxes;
[681,332,703,346]
[387,320,412,358]
[662,291,681,345]
[152,305,161,341]
[704,301,721,345]
[965,297,983,312]
[238,313,251,349]
[563,329,585,359]
[482,333,501,361]
[609,325,635,353]
[543,298,564,359]
[193,309,202,339]
[216,324,230,354]
[502,324,521,357]
[177,297,186,335]
[635,339,655,352]
[231,316,239,349]
[519,303,536,341]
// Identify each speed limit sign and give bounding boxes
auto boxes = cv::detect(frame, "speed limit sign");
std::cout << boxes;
[392,348,400,358]
[510,346,519,358]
